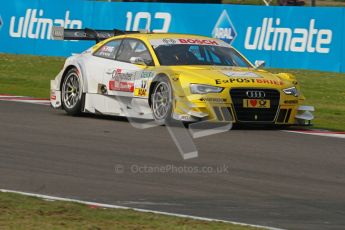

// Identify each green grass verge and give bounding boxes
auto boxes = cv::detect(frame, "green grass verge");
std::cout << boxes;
[0,53,64,98]
[0,192,262,230]
[0,53,344,131]
[270,69,345,131]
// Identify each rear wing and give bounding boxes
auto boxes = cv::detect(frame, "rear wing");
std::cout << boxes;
[51,26,140,43]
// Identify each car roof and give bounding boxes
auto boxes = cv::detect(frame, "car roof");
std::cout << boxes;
[110,33,217,41]
[93,32,233,53]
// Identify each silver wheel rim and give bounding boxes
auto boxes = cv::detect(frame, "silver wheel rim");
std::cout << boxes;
[152,82,171,120]
[62,73,81,109]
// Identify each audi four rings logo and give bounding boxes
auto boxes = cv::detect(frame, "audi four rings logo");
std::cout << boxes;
[246,91,265,98]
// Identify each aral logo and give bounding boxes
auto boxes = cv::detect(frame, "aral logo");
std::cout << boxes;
[9,9,83,40]
[0,15,3,30]
[212,10,237,45]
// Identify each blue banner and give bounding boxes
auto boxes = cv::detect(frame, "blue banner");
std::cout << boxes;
[342,9,345,73]
[0,0,344,72]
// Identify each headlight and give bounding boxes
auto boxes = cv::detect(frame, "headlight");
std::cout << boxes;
[283,87,299,97]
[190,84,223,94]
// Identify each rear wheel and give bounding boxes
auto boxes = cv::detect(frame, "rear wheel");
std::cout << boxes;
[150,77,173,124]
[61,69,83,116]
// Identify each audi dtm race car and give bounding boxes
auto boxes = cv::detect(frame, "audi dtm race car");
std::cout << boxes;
[50,27,314,126]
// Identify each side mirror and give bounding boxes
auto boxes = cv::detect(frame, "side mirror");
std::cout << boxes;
[130,57,147,66]
[254,60,265,69]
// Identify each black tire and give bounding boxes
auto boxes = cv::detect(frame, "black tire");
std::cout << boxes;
[150,76,173,124]
[61,68,83,116]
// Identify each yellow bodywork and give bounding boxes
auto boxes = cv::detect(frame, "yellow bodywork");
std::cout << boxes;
[168,66,304,124]
[92,33,308,125]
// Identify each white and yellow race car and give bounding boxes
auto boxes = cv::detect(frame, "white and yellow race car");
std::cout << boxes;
[50,27,314,125]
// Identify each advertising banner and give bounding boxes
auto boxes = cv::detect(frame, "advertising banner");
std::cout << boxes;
[0,0,344,72]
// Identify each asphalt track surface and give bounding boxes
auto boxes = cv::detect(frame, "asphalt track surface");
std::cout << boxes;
[0,101,344,230]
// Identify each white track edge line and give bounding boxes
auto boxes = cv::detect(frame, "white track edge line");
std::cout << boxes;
[0,189,283,230]
[0,96,26,98]
[0,99,50,105]
[282,130,345,139]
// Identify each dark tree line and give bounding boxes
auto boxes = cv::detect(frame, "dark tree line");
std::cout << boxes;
[122,0,222,3]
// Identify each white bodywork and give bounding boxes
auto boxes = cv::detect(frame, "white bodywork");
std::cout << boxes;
[51,50,157,119]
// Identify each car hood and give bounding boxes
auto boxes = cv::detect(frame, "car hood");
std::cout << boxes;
[168,66,293,89]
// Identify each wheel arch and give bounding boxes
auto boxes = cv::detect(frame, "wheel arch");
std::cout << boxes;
[60,65,78,91]
[60,62,88,93]
[60,64,85,115]
[148,73,171,107]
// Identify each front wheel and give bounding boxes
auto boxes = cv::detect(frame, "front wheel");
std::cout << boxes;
[61,69,83,116]
[150,77,173,124]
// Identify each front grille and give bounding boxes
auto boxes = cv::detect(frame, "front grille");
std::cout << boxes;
[213,107,234,122]
[277,108,292,123]
[230,88,280,122]
[277,109,288,123]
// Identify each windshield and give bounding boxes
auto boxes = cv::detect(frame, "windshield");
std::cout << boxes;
[153,44,251,67]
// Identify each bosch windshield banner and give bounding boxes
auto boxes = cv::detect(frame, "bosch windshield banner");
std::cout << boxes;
[0,0,344,72]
